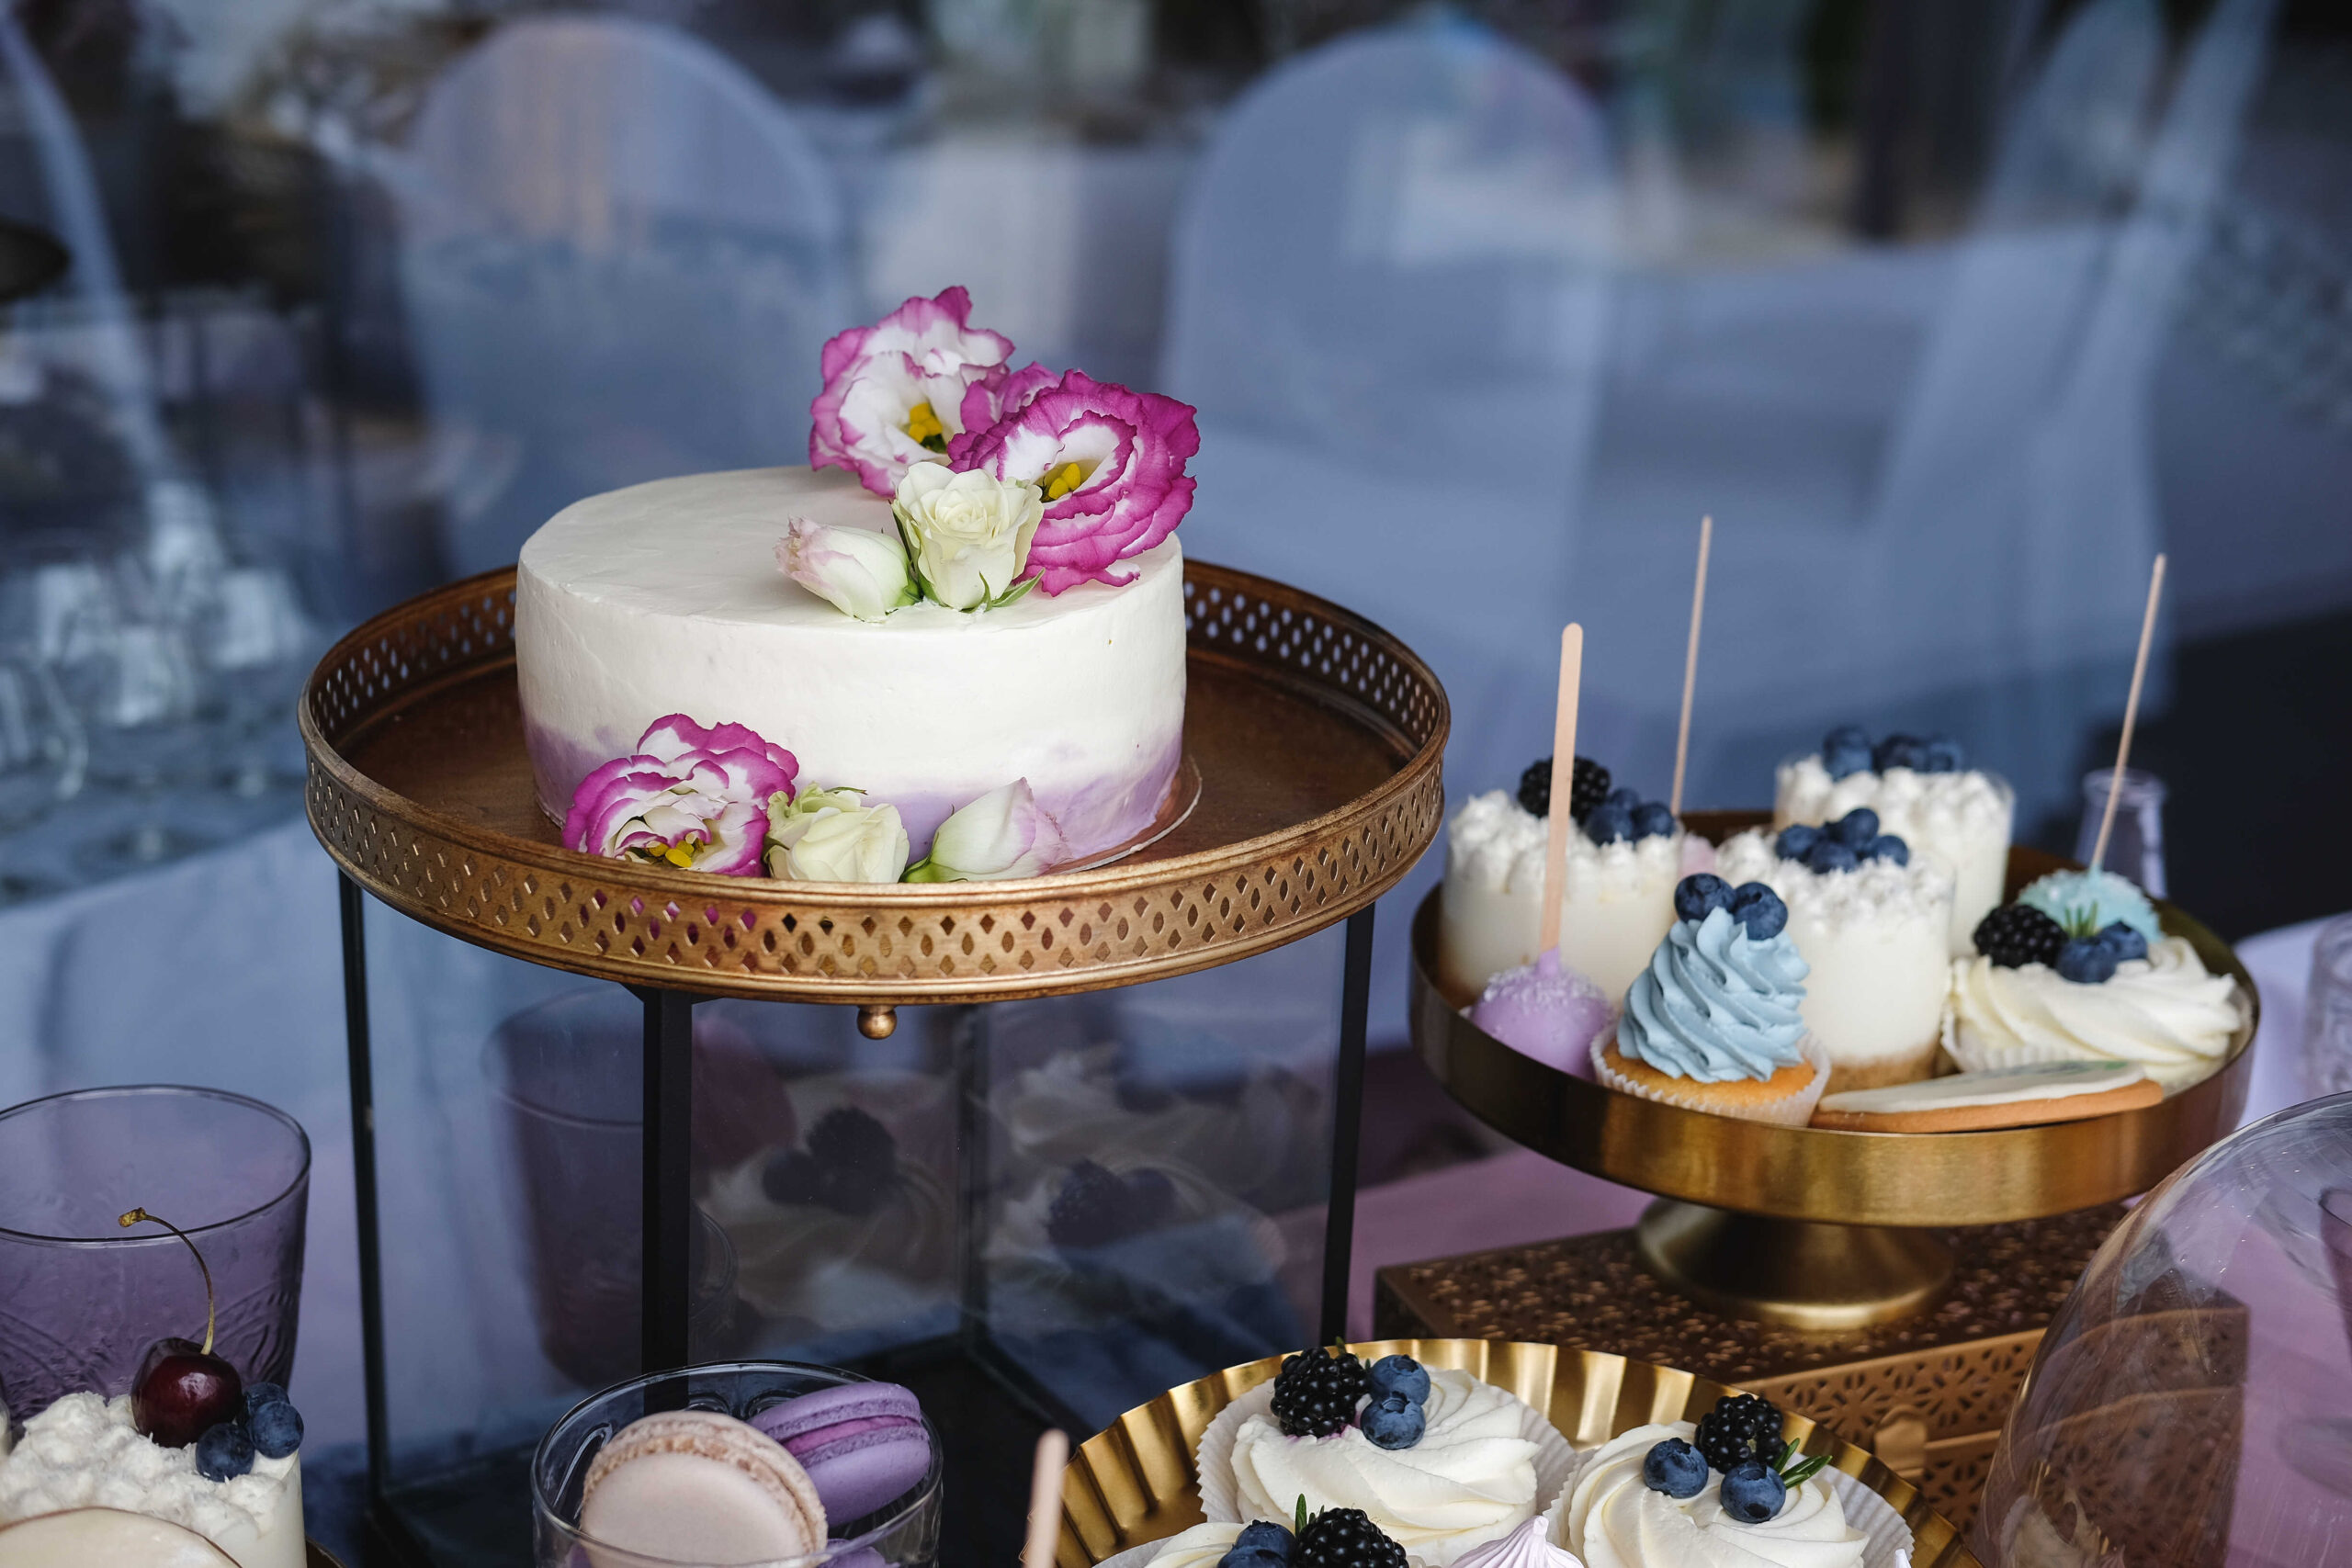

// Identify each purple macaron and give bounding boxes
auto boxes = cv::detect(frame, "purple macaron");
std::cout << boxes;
[752,1382,932,1525]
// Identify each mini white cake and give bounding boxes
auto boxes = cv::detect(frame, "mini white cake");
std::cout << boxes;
[516,466,1188,860]
[1775,755,2011,955]
[1717,829,1954,1091]
[1437,790,1686,1007]
[0,1394,303,1568]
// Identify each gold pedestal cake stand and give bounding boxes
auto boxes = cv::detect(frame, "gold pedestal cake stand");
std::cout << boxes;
[300,560,1447,1568]
[1387,812,2258,1529]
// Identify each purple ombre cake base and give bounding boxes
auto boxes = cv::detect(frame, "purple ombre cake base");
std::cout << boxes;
[526,720,1184,871]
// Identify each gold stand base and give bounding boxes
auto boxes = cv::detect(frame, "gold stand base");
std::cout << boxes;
[1635,1201,1956,1330]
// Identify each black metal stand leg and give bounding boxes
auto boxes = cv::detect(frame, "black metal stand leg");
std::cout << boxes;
[952,1005,991,1349]
[1319,905,1377,1345]
[337,877,392,1510]
[637,987,696,1371]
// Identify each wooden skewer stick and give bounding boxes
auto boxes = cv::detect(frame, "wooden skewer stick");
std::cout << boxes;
[1538,624,1585,956]
[1668,514,1713,818]
[2090,553,2167,872]
[1022,1428,1070,1568]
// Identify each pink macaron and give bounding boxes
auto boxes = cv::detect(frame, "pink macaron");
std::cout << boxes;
[751,1382,933,1525]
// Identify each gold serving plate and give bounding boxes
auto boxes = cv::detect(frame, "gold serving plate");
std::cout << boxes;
[300,562,1444,1007]
[1410,817,2259,1327]
[1057,1338,1981,1568]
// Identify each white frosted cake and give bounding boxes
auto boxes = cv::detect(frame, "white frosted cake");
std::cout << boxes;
[515,466,1188,860]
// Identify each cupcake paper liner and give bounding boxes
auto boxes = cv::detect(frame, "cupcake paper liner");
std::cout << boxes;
[1540,1456,1915,1568]
[1195,1377,1581,1564]
[1589,1031,1833,1128]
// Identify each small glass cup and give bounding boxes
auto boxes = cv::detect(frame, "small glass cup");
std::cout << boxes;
[0,1085,311,1420]
[2075,766,2167,897]
[531,1360,943,1568]
[2303,915,2352,1103]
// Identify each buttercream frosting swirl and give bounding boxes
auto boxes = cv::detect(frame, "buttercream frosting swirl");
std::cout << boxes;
[1619,908,1811,1083]
[1227,1367,1540,1566]
[1946,937,2242,1090]
[1454,1517,1584,1568]
[1555,1422,1865,1568]
[1148,1522,1244,1568]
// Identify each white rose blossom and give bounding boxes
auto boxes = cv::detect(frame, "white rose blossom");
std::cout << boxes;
[890,466,1042,612]
[765,787,910,883]
[776,517,917,622]
[906,779,1067,882]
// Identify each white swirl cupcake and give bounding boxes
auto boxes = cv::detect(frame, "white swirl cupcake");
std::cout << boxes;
[1546,1422,1871,1568]
[1197,1356,1579,1567]
[1946,936,2244,1091]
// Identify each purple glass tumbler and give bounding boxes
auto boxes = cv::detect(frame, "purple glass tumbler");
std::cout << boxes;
[0,1085,310,1422]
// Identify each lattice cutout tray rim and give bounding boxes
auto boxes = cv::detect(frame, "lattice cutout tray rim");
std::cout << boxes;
[301,560,1448,1003]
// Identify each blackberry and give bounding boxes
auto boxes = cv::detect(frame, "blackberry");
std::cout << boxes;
[1270,1347,1368,1438]
[802,1108,898,1215]
[1295,1508,1408,1568]
[1047,1162,1181,1250]
[1695,1393,1782,1474]
[1515,756,1611,822]
[1973,903,2068,970]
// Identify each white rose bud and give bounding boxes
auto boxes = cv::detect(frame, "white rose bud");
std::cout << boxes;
[891,465,1042,612]
[905,779,1067,882]
[766,788,910,882]
[777,516,917,622]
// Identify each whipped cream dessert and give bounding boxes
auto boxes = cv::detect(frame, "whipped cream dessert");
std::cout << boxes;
[0,1508,241,1566]
[0,1394,302,1568]
[1454,1517,1584,1568]
[999,1046,1310,1204]
[1552,1422,1866,1568]
[1776,756,2011,955]
[1715,829,1953,1090]
[1946,937,2244,1090]
[1148,1521,1246,1568]
[516,466,1187,859]
[1217,1367,1544,1566]
[1438,790,1689,1006]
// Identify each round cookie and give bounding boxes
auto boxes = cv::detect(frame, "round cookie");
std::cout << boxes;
[581,1410,826,1563]
[1809,1061,2160,1133]
[752,1382,933,1523]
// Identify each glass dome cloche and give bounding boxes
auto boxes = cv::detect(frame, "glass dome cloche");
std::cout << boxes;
[1978,1093,2352,1566]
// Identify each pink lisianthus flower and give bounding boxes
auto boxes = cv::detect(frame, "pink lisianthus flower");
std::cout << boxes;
[563,715,798,876]
[948,369,1198,594]
[809,288,1015,497]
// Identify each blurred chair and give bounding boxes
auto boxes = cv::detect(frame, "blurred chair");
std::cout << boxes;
[1163,15,1619,804]
[1574,0,2273,822]
[392,15,851,576]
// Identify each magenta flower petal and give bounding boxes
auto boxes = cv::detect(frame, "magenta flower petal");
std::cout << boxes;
[564,718,797,876]
[950,369,1198,593]
[638,715,797,799]
[949,361,1057,464]
[809,289,1015,496]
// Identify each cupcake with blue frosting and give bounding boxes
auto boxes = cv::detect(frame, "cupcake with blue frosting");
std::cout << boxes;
[1592,875,1831,1125]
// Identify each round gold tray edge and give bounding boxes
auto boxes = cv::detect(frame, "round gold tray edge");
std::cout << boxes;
[300,560,1450,1004]
[1057,1339,1980,1568]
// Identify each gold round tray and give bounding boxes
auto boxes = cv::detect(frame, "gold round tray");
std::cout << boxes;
[1056,1337,1980,1568]
[300,563,1445,1004]
[1409,814,2258,1325]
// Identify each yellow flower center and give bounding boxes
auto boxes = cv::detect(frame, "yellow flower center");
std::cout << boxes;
[661,840,698,868]
[1042,460,1086,501]
[904,401,947,453]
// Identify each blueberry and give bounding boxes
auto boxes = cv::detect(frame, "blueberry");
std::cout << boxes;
[2055,937,2120,985]
[1730,883,1788,941]
[1642,1438,1707,1499]
[1585,803,1634,845]
[1821,726,1872,780]
[1606,786,1641,810]
[1721,1461,1787,1524]
[248,1399,303,1460]
[1920,735,1965,773]
[1866,834,1909,866]
[1216,1549,1290,1568]
[1675,874,1734,923]
[1632,802,1677,840]
[195,1421,254,1483]
[1830,808,1880,848]
[1360,1392,1426,1450]
[2095,921,2149,964]
[1871,734,1927,773]
[1773,825,1820,862]
[241,1382,288,1420]
[1365,1355,1430,1406]
[1804,840,1859,874]
[1234,1521,1296,1560]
